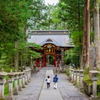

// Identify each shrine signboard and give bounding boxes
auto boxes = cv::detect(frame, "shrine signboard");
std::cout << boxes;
[44,44,55,54]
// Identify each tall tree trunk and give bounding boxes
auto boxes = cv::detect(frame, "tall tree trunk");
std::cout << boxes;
[83,0,90,69]
[15,41,18,71]
[94,0,100,69]
[22,27,26,68]
[90,18,93,42]
[78,3,83,69]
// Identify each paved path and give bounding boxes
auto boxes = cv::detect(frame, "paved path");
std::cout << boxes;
[13,67,89,100]
[38,69,64,100]
[58,73,89,100]
[14,69,45,100]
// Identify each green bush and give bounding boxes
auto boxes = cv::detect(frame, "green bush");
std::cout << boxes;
[4,84,9,96]
[4,67,15,72]
[84,67,89,75]
[64,57,71,65]
[66,68,70,74]
[0,98,6,100]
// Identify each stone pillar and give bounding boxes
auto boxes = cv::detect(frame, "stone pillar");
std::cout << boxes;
[29,69,31,81]
[18,72,23,91]
[90,70,99,99]
[60,48,66,72]
[73,70,76,85]
[68,68,71,81]
[30,56,33,69]
[25,70,28,85]
[79,70,84,89]
[28,69,31,82]
[13,72,19,95]
[27,70,30,83]
[22,72,26,88]
[7,72,15,100]
[0,71,7,98]
[76,70,79,87]
[89,45,95,79]
[71,69,74,82]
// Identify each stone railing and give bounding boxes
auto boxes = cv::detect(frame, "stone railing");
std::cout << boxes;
[68,68,84,89]
[68,67,100,99]
[0,67,32,100]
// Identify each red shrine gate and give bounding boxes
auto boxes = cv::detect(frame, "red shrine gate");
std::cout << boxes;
[36,44,62,67]
[28,30,74,68]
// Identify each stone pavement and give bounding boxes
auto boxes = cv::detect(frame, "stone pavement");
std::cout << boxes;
[58,73,89,100]
[13,67,89,100]
[38,69,64,100]
[14,69,45,100]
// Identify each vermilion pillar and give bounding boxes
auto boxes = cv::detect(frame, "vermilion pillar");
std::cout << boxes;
[55,51,56,67]
[43,51,45,67]
[36,58,37,67]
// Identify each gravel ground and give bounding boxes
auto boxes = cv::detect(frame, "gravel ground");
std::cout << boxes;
[14,68,46,100]
[57,73,89,100]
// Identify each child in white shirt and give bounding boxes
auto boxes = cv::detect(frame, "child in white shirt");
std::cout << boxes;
[46,76,51,88]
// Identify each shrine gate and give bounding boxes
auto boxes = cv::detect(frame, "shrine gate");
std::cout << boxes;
[28,30,74,67]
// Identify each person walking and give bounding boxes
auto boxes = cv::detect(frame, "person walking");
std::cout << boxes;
[45,76,51,88]
[53,75,58,89]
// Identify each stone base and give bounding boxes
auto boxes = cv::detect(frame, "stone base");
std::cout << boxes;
[90,95,98,100]
[13,91,18,95]
[22,85,26,88]
[7,96,14,100]
[76,84,79,87]
[59,68,66,73]
[71,80,73,83]
[28,80,30,83]
[73,82,76,85]
[25,82,28,85]
[19,88,22,91]
[79,87,84,91]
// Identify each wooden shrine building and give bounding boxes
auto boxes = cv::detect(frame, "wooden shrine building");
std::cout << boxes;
[27,30,74,67]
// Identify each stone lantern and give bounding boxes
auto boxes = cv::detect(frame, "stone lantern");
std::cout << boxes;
[90,70,99,99]
[7,69,15,100]
[0,69,7,98]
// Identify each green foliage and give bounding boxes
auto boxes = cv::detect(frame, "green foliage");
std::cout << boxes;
[0,53,7,68]
[0,0,44,70]
[0,98,6,100]
[83,74,93,85]
[64,57,71,65]
[64,47,79,68]
[84,67,89,75]
[66,68,70,74]
[69,31,83,46]
[4,83,9,96]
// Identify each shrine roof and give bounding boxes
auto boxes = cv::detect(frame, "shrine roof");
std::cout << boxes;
[27,30,74,48]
